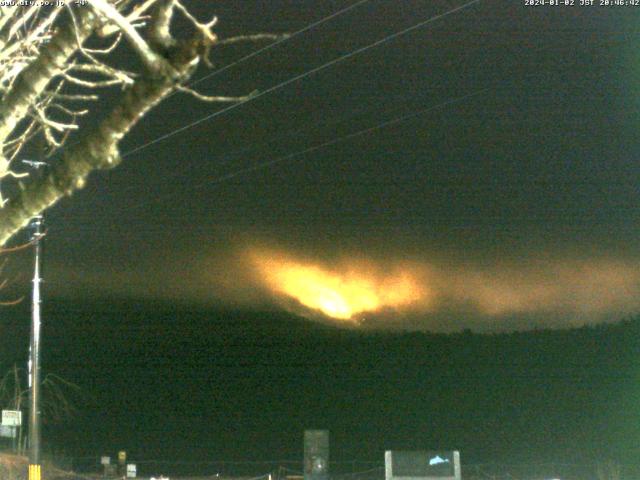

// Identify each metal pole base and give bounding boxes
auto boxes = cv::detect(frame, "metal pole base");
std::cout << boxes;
[28,464,41,480]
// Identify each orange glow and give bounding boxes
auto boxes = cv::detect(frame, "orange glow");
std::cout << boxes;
[237,245,640,328]
[247,249,427,321]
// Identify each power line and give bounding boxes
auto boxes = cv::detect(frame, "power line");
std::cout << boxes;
[122,0,482,158]
[182,0,373,91]
[40,0,487,225]
[114,87,453,198]
[120,88,486,214]
[200,90,486,182]
[40,0,372,164]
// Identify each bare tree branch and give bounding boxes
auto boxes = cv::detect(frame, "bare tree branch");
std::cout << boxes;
[98,0,159,37]
[0,6,97,150]
[176,85,257,103]
[0,6,63,63]
[87,0,167,72]
[0,38,204,244]
[217,33,288,46]
[0,1,277,246]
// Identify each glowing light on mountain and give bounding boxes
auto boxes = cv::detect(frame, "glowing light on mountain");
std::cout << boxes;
[232,246,640,329]
[247,249,427,321]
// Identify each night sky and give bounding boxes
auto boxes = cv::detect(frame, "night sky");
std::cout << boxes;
[1,0,640,474]
[4,0,635,331]
[12,0,633,332]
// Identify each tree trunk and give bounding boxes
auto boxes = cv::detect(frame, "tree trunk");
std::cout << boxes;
[0,40,202,246]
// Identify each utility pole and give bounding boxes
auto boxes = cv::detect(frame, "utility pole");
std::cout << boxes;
[28,213,44,480]
[24,159,47,480]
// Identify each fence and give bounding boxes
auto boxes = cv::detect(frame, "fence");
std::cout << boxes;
[64,458,640,480]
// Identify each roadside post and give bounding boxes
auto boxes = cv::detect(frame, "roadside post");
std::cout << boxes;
[118,451,127,477]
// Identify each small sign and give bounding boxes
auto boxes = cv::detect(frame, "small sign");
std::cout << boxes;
[385,451,461,480]
[126,463,137,478]
[1,410,21,427]
[0,425,16,438]
[118,451,127,464]
[101,456,111,465]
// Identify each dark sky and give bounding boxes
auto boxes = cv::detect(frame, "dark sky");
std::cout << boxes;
[3,1,640,473]
[8,0,640,331]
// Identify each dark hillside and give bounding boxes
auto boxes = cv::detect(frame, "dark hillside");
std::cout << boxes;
[1,298,638,468]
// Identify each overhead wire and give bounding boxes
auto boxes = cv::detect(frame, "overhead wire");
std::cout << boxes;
[113,86,450,198]
[122,0,482,158]
[107,0,488,211]
[35,0,488,229]
[40,0,487,224]
[177,0,373,92]
[36,0,373,164]
[21,0,631,234]
[120,88,487,214]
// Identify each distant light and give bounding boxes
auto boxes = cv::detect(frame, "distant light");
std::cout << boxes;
[248,248,428,321]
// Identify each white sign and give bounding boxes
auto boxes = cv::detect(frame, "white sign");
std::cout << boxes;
[100,456,111,465]
[126,463,137,478]
[1,410,21,427]
[0,425,16,438]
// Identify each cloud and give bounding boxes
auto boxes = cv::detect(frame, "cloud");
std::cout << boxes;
[446,259,640,317]
[45,235,640,332]
[237,244,640,330]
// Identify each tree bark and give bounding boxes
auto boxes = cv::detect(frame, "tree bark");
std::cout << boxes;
[0,40,201,246]
[0,7,97,146]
